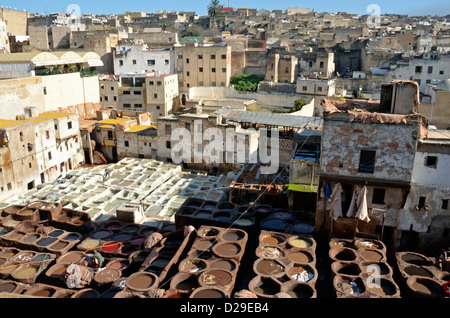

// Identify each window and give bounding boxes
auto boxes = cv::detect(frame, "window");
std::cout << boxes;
[104,96,109,101]
[165,60,169,65]
[199,67,203,72]
[123,91,131,95]
[428,66,433,74]
[108,131,113,140]
[134,104,143,108]
[222,68,226,73]
[372,188,386,204]
[303,86,307,91]
[177,54,183,59]
[166,141,171,149]
[125,141,129,147]
[358,150,376,173]
[211,54,216,59]
[43,87,47,95]
[7,183,11,191]
[320,61,324,68]
[156,106,160,110]
[442,199,449,210]
[147,60,155,66]
[46,131,50,139]
[186,58,190,63]
[418,196,426,209]
[157,81,162,86]
[285,67,289,73]
[186,71,190,76]
[317,86,323,92]
[185,122,191,131]
[165,125,171,135]
[199,82,203,86]
[153,93,158,99]
[222,54,226,59]
[48,151,52,160]
[134,91,141,95]
[110,87,114,91]
[119,60,123,66]
[212,68,216,73]
[212,82,216,86]
[425,156,437,168]
[132,60,137,65]
[68,121,72,129]
[415,66,422,73]
[123,103,131,108]
[440,70,444,75]
[113,96,117,101]
[149,81,154,86]
[198,54,203,59]
[221,82,225,86]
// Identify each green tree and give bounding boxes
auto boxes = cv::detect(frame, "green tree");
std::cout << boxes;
[207,0,223,29]
[290,98,307,112]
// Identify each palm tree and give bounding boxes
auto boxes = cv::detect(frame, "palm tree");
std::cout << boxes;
[207,0,223,29]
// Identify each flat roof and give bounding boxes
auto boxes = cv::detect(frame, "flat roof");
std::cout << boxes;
[213,109,323,130]
[38,112,77,119]
[0,119,25,129]
[126,125,155,133]
[98,118,133,125]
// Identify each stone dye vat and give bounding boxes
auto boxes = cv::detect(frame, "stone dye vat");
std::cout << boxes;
[329,238,400,298]
[170,226,247,297]
[248,231,318,298]
[395,251,449,297]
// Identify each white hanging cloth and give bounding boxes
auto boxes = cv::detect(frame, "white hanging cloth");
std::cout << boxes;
[355,186,370,222]
[329,183,343,221]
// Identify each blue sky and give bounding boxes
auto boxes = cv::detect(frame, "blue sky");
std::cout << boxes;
[1,0,449,16]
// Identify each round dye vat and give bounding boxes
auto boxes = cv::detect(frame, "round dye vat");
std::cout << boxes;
[287,251,313,264]
[367,279,398,297]
[32,289,54,297]
[285,284,314,298]
[57,216,71,222]
[191,288,226,298]
[292,223,315,235]
[63,233,80,241]
[92,231,112,240]
[289,238,312,249]
[175,275,199,290]
[181,259,207,273]
[36,237,57,247]
[213,212,231,222]
[14,252,35,262]
[261,219,287,231]
[31,254,51,262]
[74,290,99,298]
[121,244,139,255]
[401,253,433,267]
[79,239,101,250]
[360,249,384,262]
[221,230,245,242]
[210,260,237,272]
[261,234,285,245]
[95,268,121,284]
[198,228,219,237]
[257,246,283,259]
[234,218,253,227]
[71,219,85,225]
[404,266,434,278]
[200,270,232,287]
[8,233,24,241]
[22,234,40,243]
[18,209,34,216]
[49,265,68,278]
[102,242,120,253]
[195,239,214,251]
[107,260,129,270]
[255,259,285,276]
[50,241,69,251]
[14,266,38,279]
[213,243,241,258]
[58,252,84,264]
[252,277,280,296]
[0,282,17,293]
[49,230,64,238]
[112,233,132,242]
[194,211,212,219]
[127,273,157,291]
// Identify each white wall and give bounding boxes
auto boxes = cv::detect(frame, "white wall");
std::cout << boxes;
[114,46,174,75]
